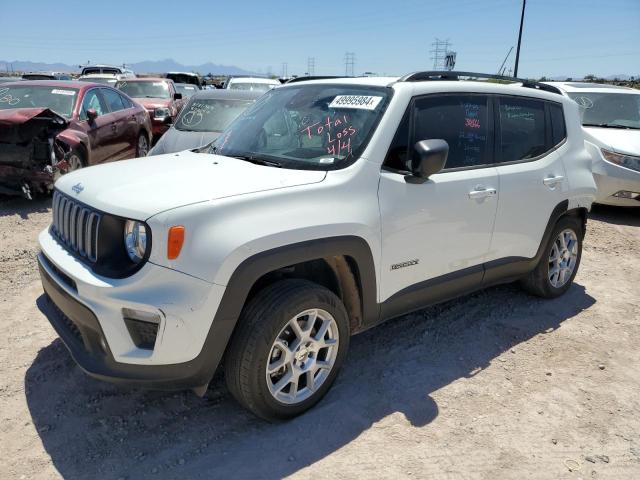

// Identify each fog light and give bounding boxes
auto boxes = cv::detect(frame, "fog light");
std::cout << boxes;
[612,190,640,200]
[122,308,161,350]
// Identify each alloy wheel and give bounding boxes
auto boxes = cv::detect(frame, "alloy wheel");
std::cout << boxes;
[548,229,578,288]
[137,135,149,157]
[265,308,339,405]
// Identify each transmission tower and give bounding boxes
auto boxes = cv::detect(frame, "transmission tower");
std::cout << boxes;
[430,38,451,70]
[344,52,355,77]
[281,62,288,78]
[307,57,315,76]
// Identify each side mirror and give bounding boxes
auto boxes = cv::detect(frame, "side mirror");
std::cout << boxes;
[173,92,182,100]
[86,108,98,121]
[411,139,448,178]
[163,116,173,125]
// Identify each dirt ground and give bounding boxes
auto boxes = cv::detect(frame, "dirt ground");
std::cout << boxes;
[0,196,638,480]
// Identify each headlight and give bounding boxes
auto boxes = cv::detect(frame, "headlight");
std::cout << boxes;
[124,220,148,264]
[601,149,640,173]
[154,107,171,119]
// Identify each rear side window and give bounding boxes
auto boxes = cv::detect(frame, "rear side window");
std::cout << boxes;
[549,103,567,146]
[498,97,547,162]
[101,88,126,112]
[412,95,490,169]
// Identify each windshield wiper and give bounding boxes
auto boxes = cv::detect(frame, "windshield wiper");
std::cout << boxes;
[227,154,282,168]
[583,123,639,130]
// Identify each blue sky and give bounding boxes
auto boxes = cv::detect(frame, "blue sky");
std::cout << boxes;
[1,0,638,77]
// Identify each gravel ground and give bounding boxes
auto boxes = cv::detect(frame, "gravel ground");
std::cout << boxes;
[0,196,638,480]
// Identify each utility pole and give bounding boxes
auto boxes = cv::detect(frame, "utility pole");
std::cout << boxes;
[513,0,526,77]
[344,52,355,77]
[307,57,315,76]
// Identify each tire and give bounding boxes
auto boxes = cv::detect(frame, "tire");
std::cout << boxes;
[136,132,149,157]
[520,215,583,298]
[67,149,84,172]
[225,279,350,421]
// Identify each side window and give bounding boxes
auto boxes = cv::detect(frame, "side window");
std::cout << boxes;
[118,92,133,109]
[549,103,567,147]
[498,97,546,162]
[79,90,106,120]
[101,88,126,112]
[412,95,490,169]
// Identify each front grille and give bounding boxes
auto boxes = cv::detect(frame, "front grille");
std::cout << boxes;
[51,190,101,262]
[47,293,84,346]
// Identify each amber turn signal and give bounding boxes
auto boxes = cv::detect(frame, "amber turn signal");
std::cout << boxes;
[167,226,185,260]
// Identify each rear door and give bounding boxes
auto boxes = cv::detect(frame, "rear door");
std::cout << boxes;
[78,88,110,164]
[378,93,499,305]
[100,87,132,160]
[487,96,569,265]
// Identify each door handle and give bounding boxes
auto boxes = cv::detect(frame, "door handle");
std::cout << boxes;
[468,187,497,199]
[110,123,117,132]
[543,175,564,187]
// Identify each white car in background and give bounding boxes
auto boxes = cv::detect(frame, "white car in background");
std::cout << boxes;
[546,82,640,207]
[225,76,280,92]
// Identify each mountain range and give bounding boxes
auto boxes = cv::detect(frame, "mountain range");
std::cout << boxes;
[0,59,258,76]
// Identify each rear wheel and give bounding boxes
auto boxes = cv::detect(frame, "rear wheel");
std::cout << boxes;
[520,215,583,298]
[136,133,149,157]
[225,280,350,421]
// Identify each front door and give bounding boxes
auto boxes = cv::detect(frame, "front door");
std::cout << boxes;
[379,94,499,309]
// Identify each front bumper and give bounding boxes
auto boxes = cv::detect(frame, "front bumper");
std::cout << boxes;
[594,170,640,207]
[38,226,228,389]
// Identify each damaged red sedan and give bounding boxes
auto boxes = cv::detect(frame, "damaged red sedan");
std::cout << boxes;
[0,80,152,199]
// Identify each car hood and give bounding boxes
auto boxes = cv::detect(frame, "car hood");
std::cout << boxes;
[54,150,326,219]
[0,108,68,144]
[584,127,640,156]
[149,128,220,156]
[134,98,171,110]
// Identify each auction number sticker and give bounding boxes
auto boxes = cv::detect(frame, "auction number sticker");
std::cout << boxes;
[51,89,75,95]
[329,95,383,110]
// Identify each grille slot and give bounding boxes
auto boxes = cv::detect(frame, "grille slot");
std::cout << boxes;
[52,191,101,262]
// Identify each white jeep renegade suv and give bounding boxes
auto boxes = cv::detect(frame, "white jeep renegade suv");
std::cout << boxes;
[38,71,596,420]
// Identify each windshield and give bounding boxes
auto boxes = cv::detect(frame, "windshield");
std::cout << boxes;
[228,82,277,93]
[175,84,198,98]
[82,67,121,75]
[116,80,170,99]
[209,84,391,169]
[568,92,640,129]
[79,77,117,85]
[0,85,78,117]
[176,98,256,132]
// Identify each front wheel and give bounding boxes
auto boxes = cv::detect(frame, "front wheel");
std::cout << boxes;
[136,133,149,157]
[520,215,583,298]
[225,280,350,421]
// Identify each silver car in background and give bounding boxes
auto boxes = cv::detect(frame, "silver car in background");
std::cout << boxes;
[147,89,261,156]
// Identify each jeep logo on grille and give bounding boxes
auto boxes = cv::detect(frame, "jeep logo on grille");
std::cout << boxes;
[71,183,84,194]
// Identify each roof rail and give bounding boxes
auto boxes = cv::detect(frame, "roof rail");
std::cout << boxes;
[285,75,350,84]
[398,71,562,95]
